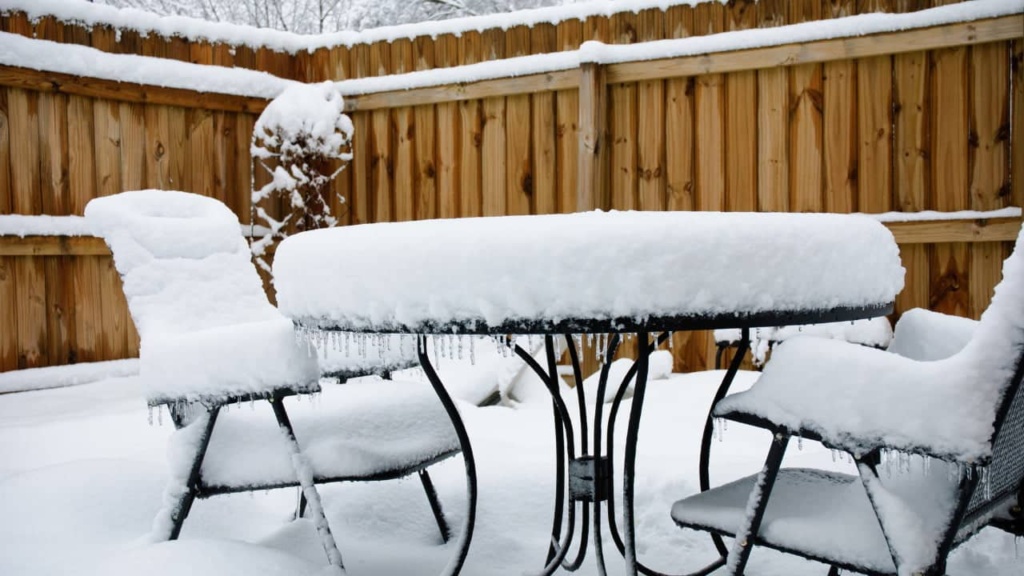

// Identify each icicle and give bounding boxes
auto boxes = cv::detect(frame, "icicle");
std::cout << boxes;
[458,336,464,360]
[796,434,803,451]
[147,406,154,426]
[157,407,163,426]
[668,330,674,350]
[470,337,476,365]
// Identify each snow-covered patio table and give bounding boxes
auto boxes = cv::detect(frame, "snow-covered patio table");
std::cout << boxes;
[272,210,905,576]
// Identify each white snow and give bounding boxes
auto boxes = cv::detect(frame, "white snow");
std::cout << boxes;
[4,0,714,52]
[577,0,1023,65]
[0,358,138,394]
[252,82,353,161]
[1,364,1019,576]
[0,214,93,236]
[714,317,893,366]
[715,228,1024,464]
[2,0,1020,103]
[273,210,904,333]
[867,207,1023,223]
[886,308,978,362]
[85,190,320,403]
[6,0,1020,56]
[166,378,458,489]
[0,30,298,99]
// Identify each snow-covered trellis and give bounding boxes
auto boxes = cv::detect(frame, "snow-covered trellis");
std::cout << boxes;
[250,81,353,275]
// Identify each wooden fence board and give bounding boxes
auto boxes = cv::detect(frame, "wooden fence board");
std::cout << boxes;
[635,10,666,212]
[458,32,483,218]
[119,102,147,193]
[414,37,438,221]
[968,42,1010,317]
[435,35,460,219]
[369,33,394,221]
[481,30,507,217]
[857,56,894,213]
[391,39,416,222]
[930,44,970,316]
[0,256,15,370]
[505,26,533,216]
[531,21,558,215]
[822,60,857,213]
[350,44,371,225]
[894,50,930,315]
[38,93,69,215]
[789,63,825,212]
[555,20,581,214]
[188,108,215,198]
[754,0,789,213]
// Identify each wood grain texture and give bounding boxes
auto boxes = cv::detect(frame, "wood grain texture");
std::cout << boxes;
[823,60,857,213]
[894,49,930,316]
[556,19,581,214]
[968,42,1010,318]
[930,44,970,316]
[857,56,893,213]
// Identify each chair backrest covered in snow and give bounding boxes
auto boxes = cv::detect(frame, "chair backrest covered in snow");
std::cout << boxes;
[957,232,1024,536]
[86,190,319,404]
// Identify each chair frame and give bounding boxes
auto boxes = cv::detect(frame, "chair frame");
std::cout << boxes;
[156,378,461,570]
[684,331,1024,576]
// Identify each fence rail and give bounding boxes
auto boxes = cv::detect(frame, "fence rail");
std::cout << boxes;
[0,0,1021,373]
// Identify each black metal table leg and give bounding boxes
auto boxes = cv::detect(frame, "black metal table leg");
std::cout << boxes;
[418,336,479,576]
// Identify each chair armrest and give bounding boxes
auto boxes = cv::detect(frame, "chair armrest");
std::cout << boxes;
[887,308,978,361]
[713,337,995,464]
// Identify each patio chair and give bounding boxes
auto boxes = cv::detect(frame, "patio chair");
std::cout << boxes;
[85,190,460,570]
[672,232,1024,576]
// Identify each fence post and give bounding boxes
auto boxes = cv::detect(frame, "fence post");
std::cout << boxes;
[577,60,607,212]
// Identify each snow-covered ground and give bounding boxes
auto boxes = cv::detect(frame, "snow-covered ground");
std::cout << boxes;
[0,365,1019,576]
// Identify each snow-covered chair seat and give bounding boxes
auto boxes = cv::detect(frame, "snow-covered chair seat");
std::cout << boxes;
[170,378,458,492]
[672,230,1024,576]
[86,191,460,571]
[712,316,893,369]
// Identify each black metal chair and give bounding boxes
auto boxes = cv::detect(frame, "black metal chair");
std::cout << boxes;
[673,232,1024,576]
[86,190,460,572]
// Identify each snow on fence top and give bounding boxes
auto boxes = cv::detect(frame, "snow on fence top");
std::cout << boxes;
[0,30,298,99]
[85,190,319,403]
[1,0,1018,102]
[273,210,905,334]
[3,0,715,52]
[4,0,1020,57]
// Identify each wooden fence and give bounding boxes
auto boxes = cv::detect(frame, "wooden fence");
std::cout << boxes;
[0,0,1022,372]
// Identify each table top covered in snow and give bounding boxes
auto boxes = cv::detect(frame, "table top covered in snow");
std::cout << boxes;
[274,210,904,335]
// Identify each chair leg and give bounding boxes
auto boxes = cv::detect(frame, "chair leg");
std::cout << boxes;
[158,406,219,541]
[270,398,345,571]
[419,469,451,543]
[726,433,790,576]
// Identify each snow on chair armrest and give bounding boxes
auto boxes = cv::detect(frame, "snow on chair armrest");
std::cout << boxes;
[714,336,1007,464]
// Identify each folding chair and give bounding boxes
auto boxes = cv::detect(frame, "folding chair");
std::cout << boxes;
[673,231,1024,576]
[86,190,460,571]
